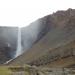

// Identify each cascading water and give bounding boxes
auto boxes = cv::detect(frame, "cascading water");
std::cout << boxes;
[15,27,22,58]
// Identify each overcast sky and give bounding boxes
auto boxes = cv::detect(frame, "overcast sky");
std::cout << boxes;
[0,0,75,27]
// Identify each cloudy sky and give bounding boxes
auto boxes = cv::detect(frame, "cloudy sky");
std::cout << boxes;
[0,0,75,27]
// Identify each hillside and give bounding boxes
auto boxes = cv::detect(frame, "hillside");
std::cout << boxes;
[21,9,75,54]
[7,9,75,67]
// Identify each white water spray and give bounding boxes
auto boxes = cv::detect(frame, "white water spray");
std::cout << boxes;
[15,28,22,58]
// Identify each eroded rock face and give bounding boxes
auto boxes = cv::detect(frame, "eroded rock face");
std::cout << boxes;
[0,27,18,64]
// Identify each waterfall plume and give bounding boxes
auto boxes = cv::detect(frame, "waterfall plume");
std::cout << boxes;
[15,28,22,58]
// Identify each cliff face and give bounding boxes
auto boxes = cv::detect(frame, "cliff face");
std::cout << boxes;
[0,27,18,64]
[7,9,75,67]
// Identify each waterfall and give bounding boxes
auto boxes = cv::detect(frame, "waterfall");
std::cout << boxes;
[15,28,22,58]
